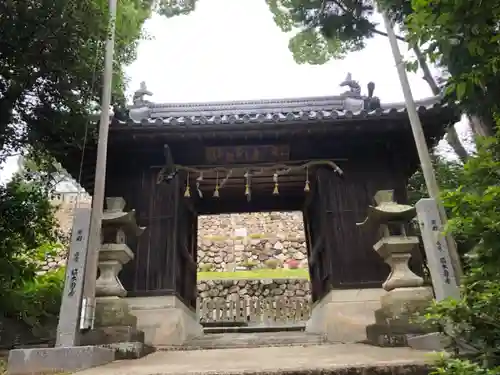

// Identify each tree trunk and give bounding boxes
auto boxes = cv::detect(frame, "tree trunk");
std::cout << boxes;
[414,46,440,95]
[468,114,494,137]
[445,125,469,163]
[413,46,470,162]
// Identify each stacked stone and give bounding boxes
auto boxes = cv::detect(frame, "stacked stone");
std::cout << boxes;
[197,212,308,271]
[39,251,67,272]
[197,279,311,300]
[49,203,310,273]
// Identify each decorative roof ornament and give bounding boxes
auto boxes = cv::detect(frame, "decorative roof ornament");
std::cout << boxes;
[340,73,381,111]
[340,73,362,98]
[129,81,153,122]
[132,81,153,106]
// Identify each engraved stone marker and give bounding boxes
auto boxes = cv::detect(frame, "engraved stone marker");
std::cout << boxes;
[56,207,91,347]
[416,198,460,301]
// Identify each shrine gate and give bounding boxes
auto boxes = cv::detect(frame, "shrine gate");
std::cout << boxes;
[58,77,459,346]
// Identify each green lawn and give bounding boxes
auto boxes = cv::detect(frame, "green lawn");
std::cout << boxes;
[198,268,309,280]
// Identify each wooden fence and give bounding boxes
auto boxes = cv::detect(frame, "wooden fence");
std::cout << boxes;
[197,297,311,326]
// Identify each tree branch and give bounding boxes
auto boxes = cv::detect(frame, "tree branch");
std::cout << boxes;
[372,28,405,41]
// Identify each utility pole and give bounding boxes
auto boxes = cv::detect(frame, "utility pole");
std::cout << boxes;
[81,0,118,329]
[381,12,463,283]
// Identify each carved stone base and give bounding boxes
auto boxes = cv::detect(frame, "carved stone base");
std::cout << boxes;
[96,244,134,298]
[374,237,423,291]
[366,287,434,347]
[306,288,386,343]
[81,297,151,359]
[94,297,137,327]
[125,295,203,347]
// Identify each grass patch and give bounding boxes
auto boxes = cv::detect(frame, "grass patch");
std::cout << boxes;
[198,268,309,280]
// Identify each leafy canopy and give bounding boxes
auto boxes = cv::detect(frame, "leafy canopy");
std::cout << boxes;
[0,177,61,306]
[403,0,500,133]
[421,128,500,368]
[0,0,153,161]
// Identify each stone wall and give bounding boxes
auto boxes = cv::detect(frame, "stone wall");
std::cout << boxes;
[197,212,308,271]
[51,199,308,273]
[52,192,92,235]
[197,279,310,300]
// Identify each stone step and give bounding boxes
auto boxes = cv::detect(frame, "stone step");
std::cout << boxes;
[74,343,438,375]
[158,331,328,351]
[203,323,305,334]
[366,322,430,348]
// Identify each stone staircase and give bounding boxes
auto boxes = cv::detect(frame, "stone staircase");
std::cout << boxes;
[158,331,328,351]
[75,342,437,375]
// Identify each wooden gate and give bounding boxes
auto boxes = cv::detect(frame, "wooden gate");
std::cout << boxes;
[197,296,311,326]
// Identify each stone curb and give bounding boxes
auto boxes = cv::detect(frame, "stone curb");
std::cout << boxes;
[144,362,433,375]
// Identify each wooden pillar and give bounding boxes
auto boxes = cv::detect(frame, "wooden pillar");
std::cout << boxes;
[120,168,179,296]
[305,165,395,302]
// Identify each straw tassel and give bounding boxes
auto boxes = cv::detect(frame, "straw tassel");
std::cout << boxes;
[196,172,203,198]
[304,166,310,192]
[244,171,251,200]
[184,172,191,198]
[213,171,220,198]
[272,172,279,195]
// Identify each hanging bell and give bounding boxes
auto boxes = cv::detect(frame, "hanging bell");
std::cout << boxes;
[304,180,310,192]
[304,166,311,192]
[273,183,279,195]
[244,184,250,196]
[184,185,191,198]
[213,186,220,198]
[272,173,279,195]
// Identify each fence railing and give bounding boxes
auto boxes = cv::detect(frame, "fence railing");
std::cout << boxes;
[197,297,311,326]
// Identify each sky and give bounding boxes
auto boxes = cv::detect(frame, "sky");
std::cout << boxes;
[0,0,470,185]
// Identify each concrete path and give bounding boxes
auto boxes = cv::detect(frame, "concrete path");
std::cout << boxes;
[75,343,439,375]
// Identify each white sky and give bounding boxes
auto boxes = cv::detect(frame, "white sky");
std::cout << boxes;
[0,0,469,184]
[126,0,433,102]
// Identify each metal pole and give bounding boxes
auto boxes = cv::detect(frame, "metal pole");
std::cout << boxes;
[81,0,118,329]
[381,12,463,283]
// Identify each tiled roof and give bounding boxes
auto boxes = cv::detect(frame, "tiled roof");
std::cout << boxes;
[123,95,449,127]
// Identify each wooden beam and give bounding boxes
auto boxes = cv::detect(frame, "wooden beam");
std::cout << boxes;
[196,194,305,214]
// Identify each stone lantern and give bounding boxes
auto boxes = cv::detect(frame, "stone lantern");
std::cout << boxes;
[357,190,433,347]
[82,197,151,359]
[95,197,144,297]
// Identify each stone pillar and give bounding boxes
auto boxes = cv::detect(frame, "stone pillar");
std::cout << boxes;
[81,197,152,359]
[361,190,433,347]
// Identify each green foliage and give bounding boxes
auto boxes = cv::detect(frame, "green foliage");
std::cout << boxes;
[4,268,66,332]
[0,175,65,333]
[403,0,500,133]
[420,129,500,368]
[266,0,370,64]
[240,259,258,270]
[157,0,197,17]
[264,258,280,269]
[431,358,500,375]
[199,263,215,272]
[0,177,60,302]
[0,0,153,161]
[407,155,463,206]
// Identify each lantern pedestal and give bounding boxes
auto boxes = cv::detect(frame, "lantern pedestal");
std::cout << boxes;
[357,190,434,347]
[81,197,152,359]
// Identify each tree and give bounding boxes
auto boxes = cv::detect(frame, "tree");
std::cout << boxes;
[0,176,60,306]
[0,0,153,162]
[17,150,74,194]
[266,0,470,161]
[421,128,500,370]
[403,0,500,137]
